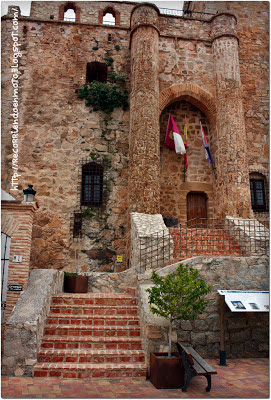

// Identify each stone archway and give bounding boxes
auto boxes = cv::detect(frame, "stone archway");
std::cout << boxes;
[159,83,217,127]
[159,84,217,222]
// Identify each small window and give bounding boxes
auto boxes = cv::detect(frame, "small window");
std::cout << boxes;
[103,7,116,25]
[64,4,76,21]
[81,163,103,207]
[86,62,107,83]
[250,179,266,212]
[103,13,115,25]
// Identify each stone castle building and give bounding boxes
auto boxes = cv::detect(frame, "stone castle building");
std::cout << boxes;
[2,1,269,277]
[1,0,270,375]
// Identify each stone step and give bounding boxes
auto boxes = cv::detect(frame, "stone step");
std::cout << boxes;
[170,226,243,259]
[35,291,146,379]
[44,324,141,337]
[50,304,139,316]
[38,349,145,363]
[41,335,143,350]
[52,293,137,306]
[47,314,140,326]
[33,362,147,379]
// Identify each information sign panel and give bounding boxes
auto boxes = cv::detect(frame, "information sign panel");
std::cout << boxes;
[218,290,269,312]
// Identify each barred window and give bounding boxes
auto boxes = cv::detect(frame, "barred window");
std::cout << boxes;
[250,178,266,212]
[81,163,103,207]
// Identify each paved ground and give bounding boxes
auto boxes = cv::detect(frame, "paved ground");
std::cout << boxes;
[1,358,269,399]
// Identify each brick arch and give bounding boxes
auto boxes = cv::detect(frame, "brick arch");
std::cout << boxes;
[1,214,20,237]
[98,6,120,25]
[59,2,81,22]
[159,84,216,126]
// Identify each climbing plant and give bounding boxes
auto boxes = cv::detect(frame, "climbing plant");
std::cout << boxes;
[77,52,129,114]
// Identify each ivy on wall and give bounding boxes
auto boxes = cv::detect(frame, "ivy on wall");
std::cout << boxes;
[75,51,129,271]
[77,52,129,114]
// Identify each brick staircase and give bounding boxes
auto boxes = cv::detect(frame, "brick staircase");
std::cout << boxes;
[170,227,243,260]
[33,292,147,379]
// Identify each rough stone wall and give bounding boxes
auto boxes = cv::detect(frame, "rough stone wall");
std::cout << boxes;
[158,23,215,94]
[130,212,172,272]
[2,269,63,376]
[138,255,269,366]
[30,1,135,26]
[184,1,269,173]
[1,12,131,272]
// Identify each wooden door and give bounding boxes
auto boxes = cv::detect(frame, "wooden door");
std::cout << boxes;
[187,192,207,226]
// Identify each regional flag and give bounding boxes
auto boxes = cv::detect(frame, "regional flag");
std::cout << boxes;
[164,114,186,155]
[200,121,214,164]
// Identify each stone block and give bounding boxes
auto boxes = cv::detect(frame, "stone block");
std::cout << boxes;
[206,331,220,344]
[251,329,268,341]
[180,320,193,330]
[230,329,250,343]
[191,332,206,346]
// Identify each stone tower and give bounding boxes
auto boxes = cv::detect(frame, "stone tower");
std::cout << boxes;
[211,13,252,218]
[129,3,160,215]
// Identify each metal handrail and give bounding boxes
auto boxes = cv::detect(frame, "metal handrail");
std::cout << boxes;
[139,218,269,270]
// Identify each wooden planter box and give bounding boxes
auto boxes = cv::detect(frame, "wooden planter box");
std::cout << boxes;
[150,352,185,389]
[64,275,88,293]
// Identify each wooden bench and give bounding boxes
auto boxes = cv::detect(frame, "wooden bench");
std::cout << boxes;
[176,342,217,392]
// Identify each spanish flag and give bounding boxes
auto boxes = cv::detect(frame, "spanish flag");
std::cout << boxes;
[200,121,214,164]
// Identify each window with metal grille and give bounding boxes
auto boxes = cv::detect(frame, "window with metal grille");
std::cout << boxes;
[86,62,107,83]
[250,179,266,212]
[81,163,103,207]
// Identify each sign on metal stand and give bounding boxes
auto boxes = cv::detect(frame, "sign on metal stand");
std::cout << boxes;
[217,290,269,366]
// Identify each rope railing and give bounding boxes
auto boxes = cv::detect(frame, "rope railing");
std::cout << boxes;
[158,7,217,18]
[139,218,269,271]
[158,7,183,17]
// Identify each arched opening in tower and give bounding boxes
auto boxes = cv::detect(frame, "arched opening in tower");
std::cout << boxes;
[159,100,216,223]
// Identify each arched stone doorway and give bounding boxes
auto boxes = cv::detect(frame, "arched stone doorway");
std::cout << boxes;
[159,84,217,223]
[159,98,215,223]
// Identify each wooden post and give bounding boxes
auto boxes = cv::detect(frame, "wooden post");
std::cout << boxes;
[219,295,227,366]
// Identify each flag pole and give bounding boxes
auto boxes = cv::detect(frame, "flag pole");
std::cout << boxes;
[212,164,217,180]
[183,114,187,182]
[199,118,217,180]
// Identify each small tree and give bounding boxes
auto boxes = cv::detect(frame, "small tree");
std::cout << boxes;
[146,263,211,357]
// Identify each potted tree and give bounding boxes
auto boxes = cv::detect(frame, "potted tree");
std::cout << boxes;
[146,263,211,389]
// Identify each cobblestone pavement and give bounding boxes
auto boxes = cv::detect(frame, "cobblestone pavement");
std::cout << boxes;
[1,358,269,399]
